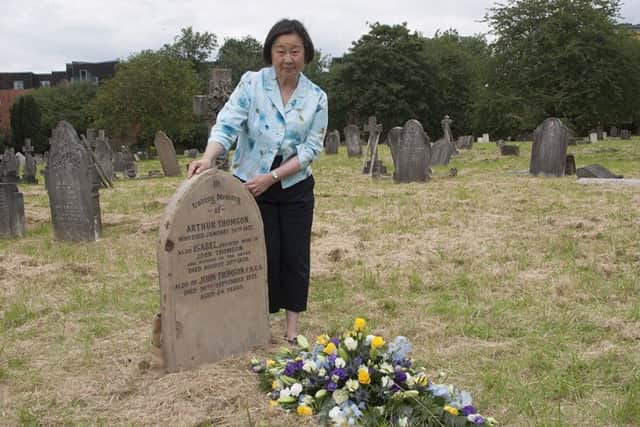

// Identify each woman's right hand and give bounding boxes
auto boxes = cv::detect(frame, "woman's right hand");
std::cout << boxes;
[187,158,213,178]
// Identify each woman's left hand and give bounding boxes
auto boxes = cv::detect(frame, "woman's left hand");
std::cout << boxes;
[245,174,276,197]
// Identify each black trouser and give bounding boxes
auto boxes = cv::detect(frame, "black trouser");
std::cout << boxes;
[254,158,315,314]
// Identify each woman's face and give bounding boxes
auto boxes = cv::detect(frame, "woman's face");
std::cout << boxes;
[271,33,305,80]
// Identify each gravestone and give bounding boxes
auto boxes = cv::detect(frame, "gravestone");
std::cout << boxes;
[576,164,623,179]
[429,138,456,166]
[158,169,270,372]
[530,118,571,177]
[121,146,137,178]
[456,135,474,150]
[113,152,125,172]
[325,130,340,155]
[483,133,490,143]
[1,148,18,183]
[603,131,608,140]
[610,126,618,138]
[565,154,576,175]
[0,182,25,238]
[390,119,431,183]
[498,140,520,156]
[620,129,631,140]
[184,149,199,158]
[94,132,114,181]
[386,126,403,174]
[15,152,25,178]
[344,125,362,157]
[193,68,233,170]
[154,131,181,177]
[22,139,38,184]
[441,115,454,142]
[589,132,598,143]
[45,121,102,241]
[86,128,97,148]
[362,116,385,177]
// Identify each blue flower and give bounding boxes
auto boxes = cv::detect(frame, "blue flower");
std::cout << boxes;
[327,381,338,392]
[462,405,477,416]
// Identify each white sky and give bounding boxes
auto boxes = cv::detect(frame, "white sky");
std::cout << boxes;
[2,0,639,73]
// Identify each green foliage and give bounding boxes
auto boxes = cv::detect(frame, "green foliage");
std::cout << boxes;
[30,82,97,143]
[215,35,264,86]
[483,0,640,135]
[161,26,217,73]
[89,50,201,147]
[9,95,45,152]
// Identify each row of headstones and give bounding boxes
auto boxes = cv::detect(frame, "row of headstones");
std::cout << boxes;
[0,121,193,240]
[0,140,38,184]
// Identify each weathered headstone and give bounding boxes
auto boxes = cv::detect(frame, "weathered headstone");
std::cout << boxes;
[530,118,571,177]
[610,126,618,138]
[483,133,490,143]
[157,169,270,372]
[498,140,520,156]
[576,164,623,179]
[0,182,25,238]
[441,115,454,142]
[45,121,102,241]
[589,132,598,144]
[22,139,38,184]
[94,132,114,181]
[386,126,403,174]
[154,131,181,177]
[565,154,576,175]
[15,152,25,178]
[121,146,137,178]
[603,131,608,140]
[184,149,199,158]
[620,129,631,140]
[456,135,474,150]
[390,119,431,183]
[362,116,385,177]
[325,130,340,155]
[429,138,456,166]
[193,68,233,170]
[113,152,125,172]
[1,148,18,183]
[344,125,362,157]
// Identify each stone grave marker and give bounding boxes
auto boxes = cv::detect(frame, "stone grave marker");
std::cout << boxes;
[15,152,25,177]
[530,118,571,177]
[429,138,456,166]
[113,152,125,172]
[565,154,576,175]
[362,116,385,177]
[620,129,631,140]
[184,149,199,158]
[121,146,137,178]
[0,182,25,238]
[1,148,18,183]
[325,130,340,155]
[441,115,454,142]
[22,139,38,184]
[386,126,403,175]
[344,125,362,157]
[392,119,431,183]
[456,135,474,150]
[498,140,520,156]
[157,169,270,372]
[94,131,114,181]
[610,126,618,138]
[589,132,598,143]
[193,68,233,170]
[576,164,623,179]
[483,133,490,142]
[603,131,608,139]
[154,131,181,177]
[45,121,102,241]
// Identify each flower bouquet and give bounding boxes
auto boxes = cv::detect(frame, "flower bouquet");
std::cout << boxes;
[251,318,496,426]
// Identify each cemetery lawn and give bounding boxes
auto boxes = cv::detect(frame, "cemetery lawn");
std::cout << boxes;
[1,139,640,426]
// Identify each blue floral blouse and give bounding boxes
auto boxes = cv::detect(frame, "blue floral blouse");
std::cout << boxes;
[208,66,328,189]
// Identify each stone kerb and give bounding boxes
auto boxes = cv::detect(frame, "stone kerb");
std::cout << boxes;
[157,169,270,372]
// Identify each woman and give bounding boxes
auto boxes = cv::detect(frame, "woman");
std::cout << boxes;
[188,19,327,344]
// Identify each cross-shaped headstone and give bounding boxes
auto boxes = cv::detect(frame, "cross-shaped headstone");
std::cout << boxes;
[21,138,38,183]
[362,116,383,177]
[193,68,233,170]
[22,139,34,155]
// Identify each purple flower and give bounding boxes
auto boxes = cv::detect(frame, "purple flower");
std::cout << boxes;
[471,415,485,425]
[270,390,279,400]
[327,381,338,392]
[328,354,337,365]
[284,362,297,376]
[331,368,347,381]
[295,360,304,370]
[394,368,407,384]
[331,338,340,347]
[462,405,477,416]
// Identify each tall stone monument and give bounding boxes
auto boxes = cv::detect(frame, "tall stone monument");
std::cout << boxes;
[153,131,182,176]
[45,121,102,241]
[157,169,270,372]
[530,118,571,177]
[94,130,114,182]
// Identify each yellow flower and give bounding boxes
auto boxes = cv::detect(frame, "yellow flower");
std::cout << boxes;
[316,334,329,345]
[296,405,313,416]
[371,336,385,349]
[266,359,275,368]
[358,367,371,385]
[269,400,278,408]
[415,373,429,387]
[443,405,459,416]
[324,342,337,354]
[353,317,366,332]
[272,380,281,390]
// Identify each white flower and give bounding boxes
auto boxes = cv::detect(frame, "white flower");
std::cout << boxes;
[344,337,358,351]
[318,368,327,377]
[380,362,393,374]
[381,376,392,388]
[335,357,346,368]
[279,388,291,399]
[405,373,415,387]
[315,389,327,400]
[329,406,346,425]
[333,388,349,404]
[486,416,498,426]
[290,383,303,397]
[398,416,408,427]
[303,360,317,373]
[345,379,359,392]
[301,394,314,406]
[365,335,374,345]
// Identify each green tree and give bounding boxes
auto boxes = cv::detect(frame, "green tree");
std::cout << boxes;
[161,26,218,90]
[484,0,640,135]
[89,50,201,146]
[215,36,264,86]
[31,82,97,141]
[9,95,45,152]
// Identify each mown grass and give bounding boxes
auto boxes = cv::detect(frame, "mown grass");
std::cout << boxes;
[1,137,639,426]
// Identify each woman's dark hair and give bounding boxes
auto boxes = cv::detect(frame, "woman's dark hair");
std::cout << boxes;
[263,19,315,65]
